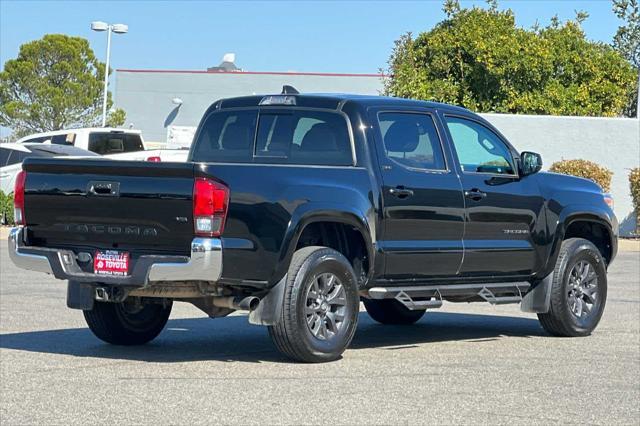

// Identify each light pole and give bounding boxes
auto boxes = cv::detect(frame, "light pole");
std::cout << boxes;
[91,21,128,127]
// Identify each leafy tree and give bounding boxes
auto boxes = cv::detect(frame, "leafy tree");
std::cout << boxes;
[611,0,639,116]
[384,0,637,117]
[613,0,640,67]
[0,34,125,135]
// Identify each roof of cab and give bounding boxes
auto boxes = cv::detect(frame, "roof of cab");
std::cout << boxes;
[215,92,471,115]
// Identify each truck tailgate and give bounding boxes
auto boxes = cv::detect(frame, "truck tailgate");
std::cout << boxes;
[22,158,195,255]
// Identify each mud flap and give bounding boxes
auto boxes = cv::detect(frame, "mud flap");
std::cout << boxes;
[520,272,553,313]
[66,280,95,310]
[249,274,287,326]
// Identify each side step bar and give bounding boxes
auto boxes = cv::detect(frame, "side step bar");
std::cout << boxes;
[367,282,530,311]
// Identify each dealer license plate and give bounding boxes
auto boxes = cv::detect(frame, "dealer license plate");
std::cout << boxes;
[94,250,130,276]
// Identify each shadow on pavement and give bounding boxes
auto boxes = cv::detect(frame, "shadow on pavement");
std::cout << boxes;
[0,311,546,363]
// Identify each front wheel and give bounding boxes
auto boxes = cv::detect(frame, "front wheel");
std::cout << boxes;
[538,238,607,337]
[268,246,360,363]
[83,299,172,345]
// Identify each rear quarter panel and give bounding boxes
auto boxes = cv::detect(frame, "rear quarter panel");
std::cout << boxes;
[197,162,377,286]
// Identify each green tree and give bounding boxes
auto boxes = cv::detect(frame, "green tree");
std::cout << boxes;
[612,0,639,116]
[0,34,125,135]
[384,0,637,117]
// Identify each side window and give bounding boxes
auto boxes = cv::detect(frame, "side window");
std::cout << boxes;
[444,116,515,175]
[0,148,11,166]
[6,150,30,166]
[51,133,75,145]
[378,112,446,170]
[22,136,48,144]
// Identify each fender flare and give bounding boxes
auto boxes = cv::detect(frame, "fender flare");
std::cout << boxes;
[271,202,375,286]
[542,204,616,276]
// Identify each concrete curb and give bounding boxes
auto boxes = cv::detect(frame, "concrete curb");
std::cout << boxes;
[1,225,638,251]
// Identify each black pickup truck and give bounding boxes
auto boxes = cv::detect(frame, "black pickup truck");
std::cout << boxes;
[8,89,617,362]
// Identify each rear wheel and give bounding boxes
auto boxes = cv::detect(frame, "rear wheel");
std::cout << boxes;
[538,238,607,337]
[268,246,360,363]
[83,299,172,345]
[363,298,426,325]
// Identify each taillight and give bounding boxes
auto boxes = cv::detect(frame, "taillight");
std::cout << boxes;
[193,178,229,237]
[146,156,161,162]
[604,194,614,209]
[14,170,26,225]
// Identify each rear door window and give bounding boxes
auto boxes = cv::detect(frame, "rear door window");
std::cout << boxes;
[192,109,353,166]
[88,133,144,155]
[378,112,446,170]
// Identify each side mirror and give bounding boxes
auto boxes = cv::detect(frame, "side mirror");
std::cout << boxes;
[520,151,542,176]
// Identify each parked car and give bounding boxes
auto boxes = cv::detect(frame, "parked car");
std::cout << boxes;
[16,128,145,156]
[0,143,98,194]
[8,90,617,363]
[17,128,189,163]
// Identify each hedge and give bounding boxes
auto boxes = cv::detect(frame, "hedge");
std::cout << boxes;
[549,159,613,193]
[0,191,14,225]
[630,168,640,233]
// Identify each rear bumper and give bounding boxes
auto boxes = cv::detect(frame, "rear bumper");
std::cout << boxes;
[7,227,222,286]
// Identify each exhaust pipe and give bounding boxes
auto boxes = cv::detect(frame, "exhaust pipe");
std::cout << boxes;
[211,296,260,311]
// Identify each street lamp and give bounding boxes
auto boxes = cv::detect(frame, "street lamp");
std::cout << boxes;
[91,21,128,127]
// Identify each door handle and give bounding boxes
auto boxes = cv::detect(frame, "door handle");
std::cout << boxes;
[389,186,414,199]
[464,189,487,201]
[87,181,120,196]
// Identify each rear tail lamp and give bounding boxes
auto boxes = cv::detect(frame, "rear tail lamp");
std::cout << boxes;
[604,194,614,210]
[193,178,229,237]
[146,156,161,162]
[13,170,26,225]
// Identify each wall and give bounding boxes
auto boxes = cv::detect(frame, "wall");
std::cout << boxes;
[115,70,383,142]
[480,113,639,235]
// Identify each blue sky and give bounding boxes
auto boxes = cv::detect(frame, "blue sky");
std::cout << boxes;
[0,0,625,74]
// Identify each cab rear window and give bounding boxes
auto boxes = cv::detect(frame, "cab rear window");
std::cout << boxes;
[88,133,144,155]
[191,109,353,165]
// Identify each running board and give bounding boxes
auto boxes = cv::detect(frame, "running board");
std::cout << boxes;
[367,282,529,310]
[395,290,443,310]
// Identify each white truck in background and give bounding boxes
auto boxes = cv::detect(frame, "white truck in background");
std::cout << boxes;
[16,128,188,162]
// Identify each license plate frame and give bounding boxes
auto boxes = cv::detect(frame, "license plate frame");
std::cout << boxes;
[94,250,130,277]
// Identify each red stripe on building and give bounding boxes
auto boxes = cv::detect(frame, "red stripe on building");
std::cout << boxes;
[116,69,385,78]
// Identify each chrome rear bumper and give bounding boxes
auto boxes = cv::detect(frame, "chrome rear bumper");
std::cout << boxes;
[7,227,222,286]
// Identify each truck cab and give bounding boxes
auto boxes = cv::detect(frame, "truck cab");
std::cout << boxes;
[8,90,617,362]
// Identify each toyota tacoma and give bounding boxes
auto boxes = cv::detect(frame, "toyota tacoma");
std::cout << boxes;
[8,89,617,362]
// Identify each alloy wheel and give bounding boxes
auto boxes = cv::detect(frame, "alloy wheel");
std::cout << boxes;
[567,260,599,322]
[305,272,347,340]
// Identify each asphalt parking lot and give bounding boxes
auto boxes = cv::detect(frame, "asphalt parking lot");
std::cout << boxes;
[1,244,638,425]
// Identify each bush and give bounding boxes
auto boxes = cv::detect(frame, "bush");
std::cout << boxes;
[549,159,613,192]
[0,191,14,225]
[630,168,640,233]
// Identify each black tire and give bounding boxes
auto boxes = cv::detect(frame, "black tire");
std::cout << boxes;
[268,246,360,363]
[83,299,172,345]
[538,238,607,337]
[363,298,426,325]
